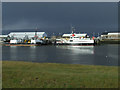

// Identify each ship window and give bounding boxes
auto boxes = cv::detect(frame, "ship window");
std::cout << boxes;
[70,40,73,42]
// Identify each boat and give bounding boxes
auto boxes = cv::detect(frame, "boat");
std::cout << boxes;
[8,30,44,45]
[56,28,95,46]
[9,39,43,44]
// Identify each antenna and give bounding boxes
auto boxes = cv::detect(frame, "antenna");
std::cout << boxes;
[34,27,38,39]
[70,24,76,34]
[70,24,74,33]
[35,27,38,36]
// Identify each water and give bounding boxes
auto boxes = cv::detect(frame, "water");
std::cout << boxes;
[2,44,119,66]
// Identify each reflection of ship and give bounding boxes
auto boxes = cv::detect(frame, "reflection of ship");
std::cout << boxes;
[56,45,94,55]
[56,27,95,45]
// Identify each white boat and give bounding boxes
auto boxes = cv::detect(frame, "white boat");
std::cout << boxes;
[56,30,95,46]
[10,40,19,44]
[31,39,43,44]
[9,39,43,44]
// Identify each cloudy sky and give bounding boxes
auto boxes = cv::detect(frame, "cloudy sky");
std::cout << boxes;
[2,2,118,35]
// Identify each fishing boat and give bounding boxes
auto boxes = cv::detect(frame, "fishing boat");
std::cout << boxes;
[7,28,47,45]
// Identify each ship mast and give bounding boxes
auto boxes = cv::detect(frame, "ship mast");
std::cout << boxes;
[35,27,37,36]
[35,27,38,40]
[72,27,75,34]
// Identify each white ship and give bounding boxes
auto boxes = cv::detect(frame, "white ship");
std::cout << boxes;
[56,29,95,46]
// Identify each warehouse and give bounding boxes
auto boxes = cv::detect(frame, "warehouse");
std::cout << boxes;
[8,32,47,39]
[0,35,8,42]
[101,32,120,40]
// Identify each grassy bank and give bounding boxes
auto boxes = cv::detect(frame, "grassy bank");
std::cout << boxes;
[2,61,118,88]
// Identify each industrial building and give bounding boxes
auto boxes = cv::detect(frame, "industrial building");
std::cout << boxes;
[5,32,48,44]
[100,32,120,40]
[0,35,8,42]
[8,32,47,39]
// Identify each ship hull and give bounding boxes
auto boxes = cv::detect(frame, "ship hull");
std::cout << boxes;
[56,40,95,46]
[56,43,95,46]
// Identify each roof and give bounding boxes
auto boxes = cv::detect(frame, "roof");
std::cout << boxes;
[108,32,120,35]
[101,32,108,35]
[108,31,120,33]
[9,32,46,35]
[101,31,120,35]
[63,34,71,37]
[8,32,47,38]
[0,35,8,38]
[63,33,87,37]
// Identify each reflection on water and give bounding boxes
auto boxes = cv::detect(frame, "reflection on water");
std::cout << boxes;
[56,46,94,55]
[10,46,17,60]
[2,44,119,66]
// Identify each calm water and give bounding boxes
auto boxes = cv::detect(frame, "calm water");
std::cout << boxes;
[2,44,119,66]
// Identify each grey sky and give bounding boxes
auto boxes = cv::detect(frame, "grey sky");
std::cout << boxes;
[2,2,118,35]
[0,2,2,34]
[1,0,119,2]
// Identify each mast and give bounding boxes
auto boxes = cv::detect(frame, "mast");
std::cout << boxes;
[35,27,37,36]
[34,27,38,40]
[72,27,75,34]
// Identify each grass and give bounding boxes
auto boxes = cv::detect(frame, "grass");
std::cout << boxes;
[2,61,118,88]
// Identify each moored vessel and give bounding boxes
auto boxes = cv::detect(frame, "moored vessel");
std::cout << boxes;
[56,28,95,46]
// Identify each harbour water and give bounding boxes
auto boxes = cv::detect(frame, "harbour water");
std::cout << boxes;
[2,44,119,66]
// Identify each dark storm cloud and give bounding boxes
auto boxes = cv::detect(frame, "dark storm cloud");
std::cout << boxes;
[2,2,118,34]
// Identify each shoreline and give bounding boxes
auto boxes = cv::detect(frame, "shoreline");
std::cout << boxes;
[100,40,120,44]
[1,39,120,47]
[1,43,120,47]
[2,60,118,67]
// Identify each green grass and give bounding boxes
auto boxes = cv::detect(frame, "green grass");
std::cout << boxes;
[2,61,118,88]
